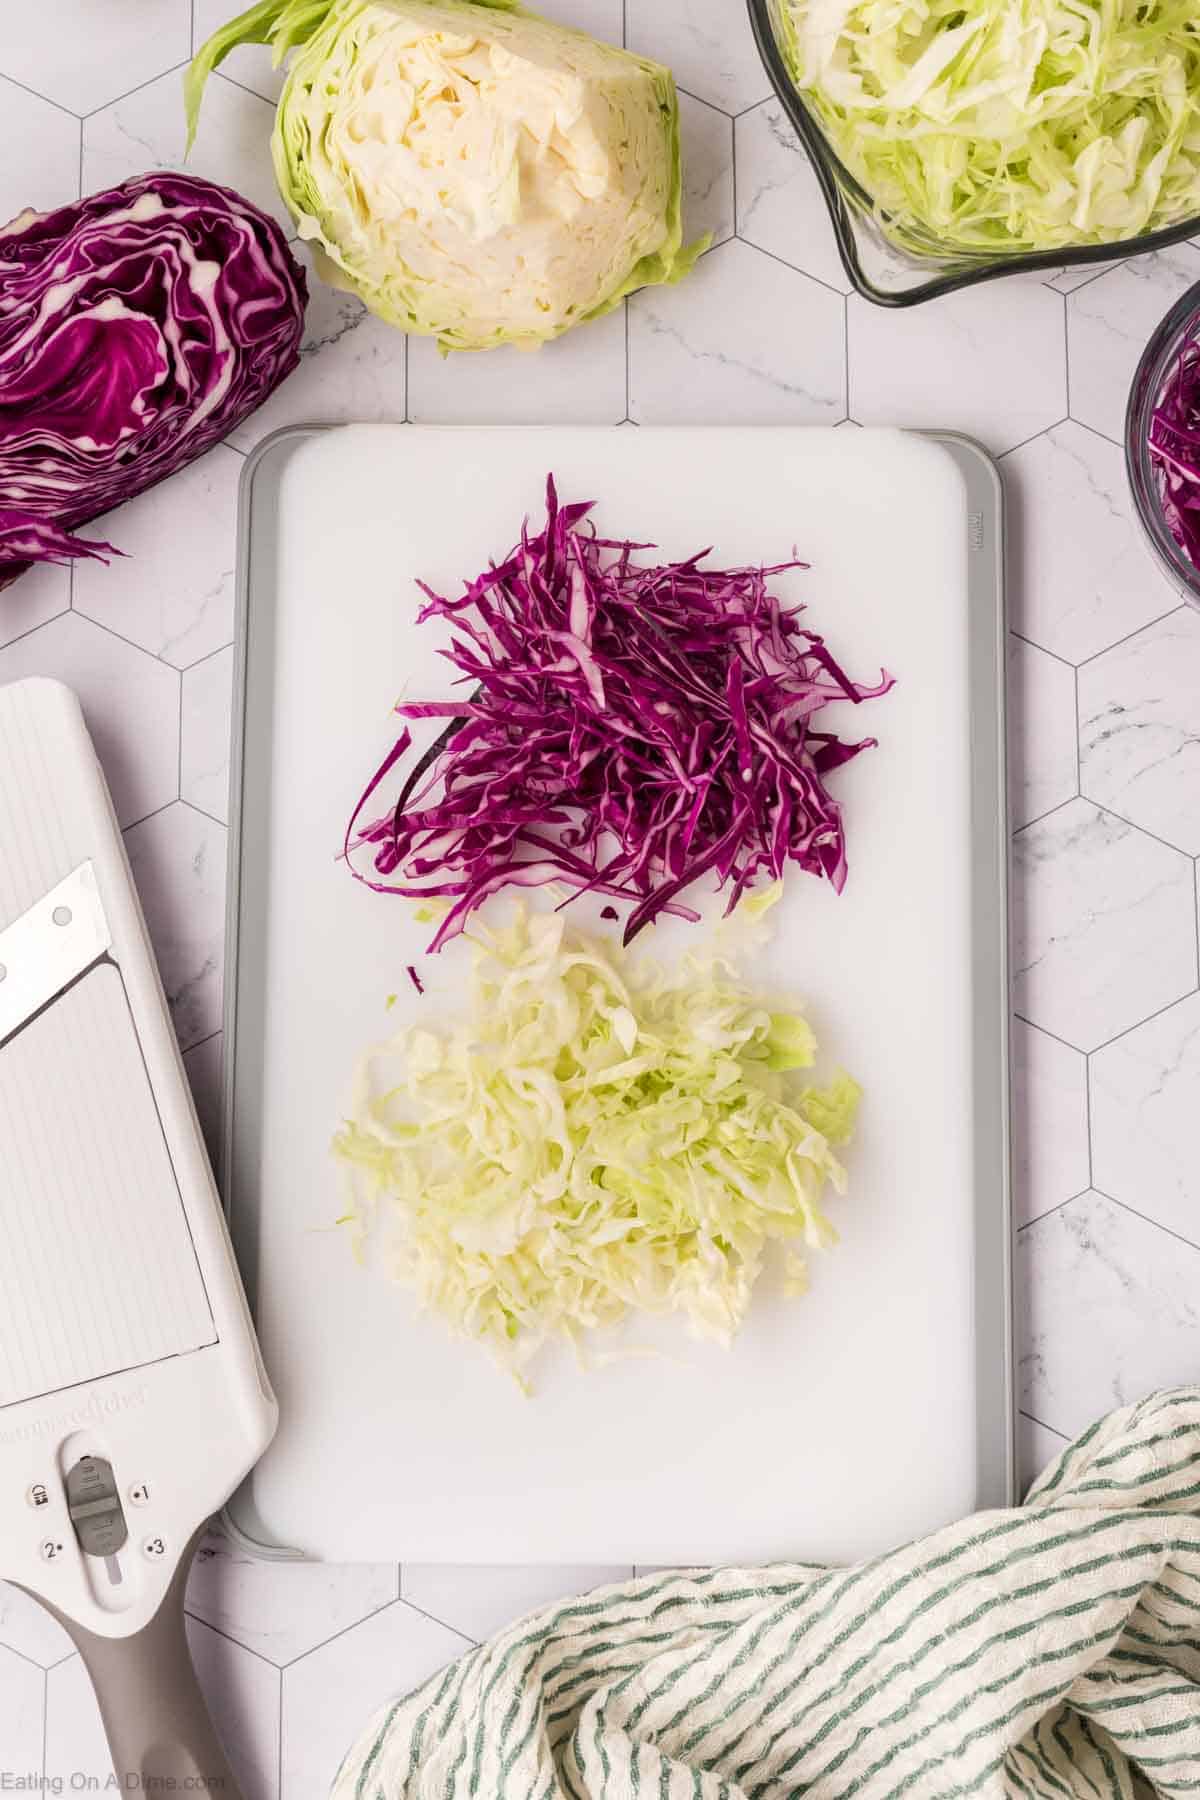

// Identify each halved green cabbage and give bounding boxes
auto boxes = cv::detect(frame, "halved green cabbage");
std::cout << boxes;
[187,0,705,349]
[333,907,859,1385]
[779,0,1200,254]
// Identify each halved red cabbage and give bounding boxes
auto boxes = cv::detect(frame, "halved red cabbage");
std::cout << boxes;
[348,479,893,949]
[0,172,306,584]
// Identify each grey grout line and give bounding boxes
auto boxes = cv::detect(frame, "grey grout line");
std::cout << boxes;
[0,70,82,120]
[0,605,71,656]
[74,607,185,669]
[1011,1015,1085,1060]
[1014,795,1079,836]
[1008,629,1076,672]
[997,417,1069,462]
[186,1608,282,1673]
[1092,1185,1200,1257]
[212,70,277,109]
[275,1665,283,1800]
[76,117,83,202]
[1016,1185,1093,1234]
[279,1598,407,1673]
[1061,288,1070,420]
[1088,796,1197,863]
[1072,665,1081,797]
[735,231,849,302]
[1083,1051,1094,1190]
[1019,1409,1070,1442]
[81,60,192,120]
[1074,602,1186,669]
[1010,793,1074,839]
[1086,984,1200,1058]
[122,798,178,835]
[179,637,237,676]
[41,1665,47,1787]
[0,1634,54,1675]
[392,1597,478,1649]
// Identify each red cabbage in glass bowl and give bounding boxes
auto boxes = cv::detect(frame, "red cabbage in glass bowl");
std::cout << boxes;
[1127,282,1200,606]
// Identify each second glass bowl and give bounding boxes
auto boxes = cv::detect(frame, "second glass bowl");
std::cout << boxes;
[746,0,1200,307]
[1126,282,1200,609]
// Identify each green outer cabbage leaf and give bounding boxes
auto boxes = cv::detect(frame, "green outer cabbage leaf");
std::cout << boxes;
[332,906,860,1386]
[186,0,705,350]
[777,0,1200,255]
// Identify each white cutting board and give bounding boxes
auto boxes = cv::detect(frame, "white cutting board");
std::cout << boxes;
[228,424,1003,1567]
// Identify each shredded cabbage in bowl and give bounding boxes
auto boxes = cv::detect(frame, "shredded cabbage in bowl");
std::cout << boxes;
[332,904,859,1385]
[778,0,1200,254]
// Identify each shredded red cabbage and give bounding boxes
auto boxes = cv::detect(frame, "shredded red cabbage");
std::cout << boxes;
[1149,328,1200,569]
[347,478,893,950]
[0,173,306,586]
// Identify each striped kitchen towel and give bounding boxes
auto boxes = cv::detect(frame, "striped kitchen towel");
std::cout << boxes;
[333,1388,1200,1799]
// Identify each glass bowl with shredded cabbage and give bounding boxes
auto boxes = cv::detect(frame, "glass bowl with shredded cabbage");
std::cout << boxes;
[1126,279,1200,607]
[748,0,1200,306]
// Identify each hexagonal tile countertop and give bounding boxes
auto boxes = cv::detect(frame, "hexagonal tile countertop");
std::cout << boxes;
[2,0,1200,1794]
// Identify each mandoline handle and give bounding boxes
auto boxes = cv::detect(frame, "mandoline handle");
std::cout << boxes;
[48,1528,242,1798]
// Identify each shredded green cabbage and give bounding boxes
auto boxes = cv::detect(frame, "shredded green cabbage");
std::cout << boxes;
[779,0,1200,254]
[332,905,859,1386]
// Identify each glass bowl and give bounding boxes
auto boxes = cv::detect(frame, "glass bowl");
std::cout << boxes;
[1126,282,1200,608]
[746,0,1200,308]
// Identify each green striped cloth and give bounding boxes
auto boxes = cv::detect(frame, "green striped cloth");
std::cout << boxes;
[333,1389,1200,1799]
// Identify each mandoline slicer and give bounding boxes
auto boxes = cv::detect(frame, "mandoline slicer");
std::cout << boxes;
[0,677,276,1794]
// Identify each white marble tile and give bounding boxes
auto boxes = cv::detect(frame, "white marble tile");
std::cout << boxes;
[409,305,626,425]
[83,69,288,237]
[403,1564,629,1644]
[1012,797,1197,1052]
[185,1616,281,1800]
[1018,1413,1069,1500]
[1010,1019,1090,1229]
[735,101,850,294]
[0,0,190,116]
[1067,245,1200,445]
[187,1526,398,1667]
[193,0,288,107]
[0,562,70,651]
[184,1032,224,1171]
[74,449,242,671]
[0,1644,46,1783]
[1002,421,1174,665]
[678,91,735,251]
[0,613,180,829]
[124,803,226,1052]
[849,279,1066,455]
[1007,636,1077,829]
[627,0,772,115]
[1018,1190,1200,1438]
[282,1603,467,1800]
[0,79,79,226]
[45,1655,113,1790]
[0,1580,73,1668]
[630,237,844,424]
[182,645,235,823]
[1078,607,1200,854]
[226,242,407,451]
[1091,992,1200,1249]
